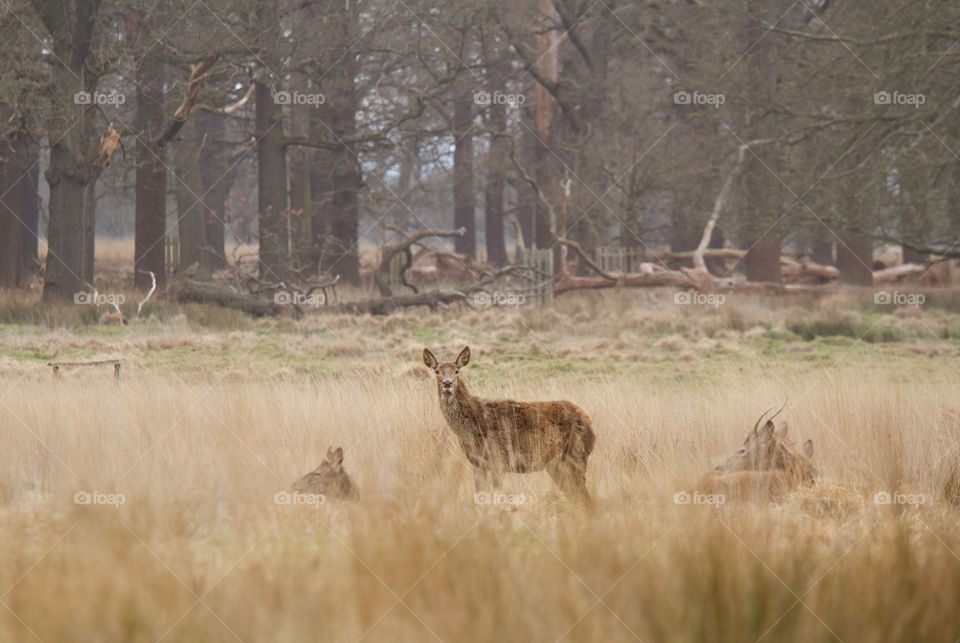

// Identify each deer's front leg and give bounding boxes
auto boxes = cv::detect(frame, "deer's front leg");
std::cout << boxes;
[489,468,504,490]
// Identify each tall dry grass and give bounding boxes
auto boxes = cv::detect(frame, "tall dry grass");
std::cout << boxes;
[1,352,959,641]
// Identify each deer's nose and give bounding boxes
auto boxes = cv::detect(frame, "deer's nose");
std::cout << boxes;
[442,378,453,388]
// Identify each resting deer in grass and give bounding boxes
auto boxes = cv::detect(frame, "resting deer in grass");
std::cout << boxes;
[293,447,359,501]
[694,404,817,501]
[423,346,596,507]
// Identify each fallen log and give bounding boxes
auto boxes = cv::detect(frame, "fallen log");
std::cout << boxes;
[554,270,692,295]
[873,263,926,285]
[780,257,839,283]
[168,280,297,317]
[322,290,466,315]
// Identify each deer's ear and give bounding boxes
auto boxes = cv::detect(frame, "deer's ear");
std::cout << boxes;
[456,346,471,368]
[326,446,334,459]
[423,348,438,370]
[759,420,776,438]
[331,447,344,466]
[802,439,813,459]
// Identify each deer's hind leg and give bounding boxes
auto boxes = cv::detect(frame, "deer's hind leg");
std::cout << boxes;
[545,456,593,509]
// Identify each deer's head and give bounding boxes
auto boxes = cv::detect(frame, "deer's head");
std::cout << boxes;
[422,346,470,398]
[714,407,817,483]
[293,446,351,495]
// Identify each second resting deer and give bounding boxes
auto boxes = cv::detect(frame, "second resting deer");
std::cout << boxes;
[292,446,360,501]
[694,404,817,501]
[423,346,596,507]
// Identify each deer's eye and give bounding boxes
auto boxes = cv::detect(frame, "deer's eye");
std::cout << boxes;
[737,446,748,456]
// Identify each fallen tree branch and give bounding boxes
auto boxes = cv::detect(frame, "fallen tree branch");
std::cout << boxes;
[694,138,773,276]
[375,226,465,297]
[137,270,156,318]
[873,263,926,284]
[167,279,299,317]
[153,58,218,148]
[322,290,466,315]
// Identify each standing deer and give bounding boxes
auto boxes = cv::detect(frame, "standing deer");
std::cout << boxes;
[694,404,817,500]
[293,446,360,501]
[422,346,596,506]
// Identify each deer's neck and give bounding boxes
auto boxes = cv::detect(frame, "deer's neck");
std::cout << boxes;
[439,381,482,433]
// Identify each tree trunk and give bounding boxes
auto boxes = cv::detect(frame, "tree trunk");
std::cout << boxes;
[82,182,96,285]
[255,79,288,283]
[453,98,476,259]
[740,0,783,283]
[196,110,228,271]
[20,143,39,271]
[316,0,361,284]
[44,149,89,300]
[899,163,929,264]
[34,0,104,302]
[288,103,310,269]
[483,62,508,267]
[811,238,833,265]
[837,231,873,286]
[837,190,874,286]
[134,50,167,290]
[175,118,209,275]
[0,133,25,288]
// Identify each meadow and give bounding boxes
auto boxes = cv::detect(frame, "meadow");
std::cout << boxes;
[1,289,959,642]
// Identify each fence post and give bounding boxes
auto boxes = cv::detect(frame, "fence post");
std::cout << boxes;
[164,237,180,274]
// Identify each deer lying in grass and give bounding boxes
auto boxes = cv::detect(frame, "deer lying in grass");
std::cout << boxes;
[694,404,817,501]
[423,346,596,507]
[292,447,359,501]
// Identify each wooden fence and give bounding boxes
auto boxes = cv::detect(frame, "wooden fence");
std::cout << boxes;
[593,246,646,274]
[523,247,554,305]
[164,237,180,274]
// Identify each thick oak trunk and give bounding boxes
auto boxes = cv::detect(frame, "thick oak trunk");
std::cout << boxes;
[134,51,167,290]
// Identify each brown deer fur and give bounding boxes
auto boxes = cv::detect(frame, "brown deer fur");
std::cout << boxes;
[694,405,817,501]
[423,346,596,506]
[292,446,359,501]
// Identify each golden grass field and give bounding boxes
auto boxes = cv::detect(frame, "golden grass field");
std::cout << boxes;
[1,288,960,642]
